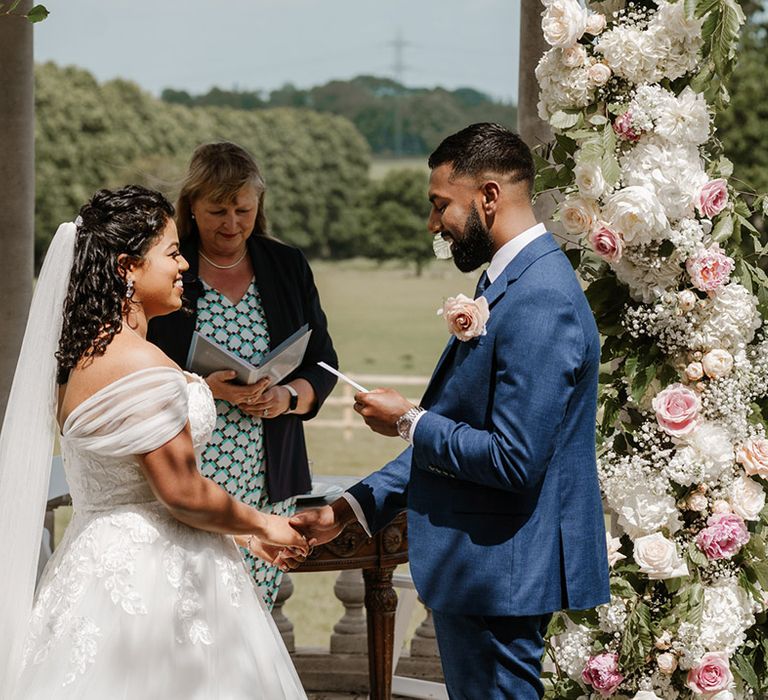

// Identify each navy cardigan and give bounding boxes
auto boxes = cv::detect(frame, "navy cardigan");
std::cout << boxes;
[147,232,338,503]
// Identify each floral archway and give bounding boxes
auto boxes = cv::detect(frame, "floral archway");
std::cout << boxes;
[535,1,768,698]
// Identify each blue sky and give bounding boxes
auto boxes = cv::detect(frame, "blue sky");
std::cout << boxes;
[34,0,521,103]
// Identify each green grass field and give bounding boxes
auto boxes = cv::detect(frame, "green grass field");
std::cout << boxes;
[53,258,478,650]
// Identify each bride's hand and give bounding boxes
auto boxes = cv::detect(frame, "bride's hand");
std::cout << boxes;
[256,513,309,555]
[234,534,309,570]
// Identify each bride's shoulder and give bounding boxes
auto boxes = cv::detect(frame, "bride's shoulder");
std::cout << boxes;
[63,338,181,414]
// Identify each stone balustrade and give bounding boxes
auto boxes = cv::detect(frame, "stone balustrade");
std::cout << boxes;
[273,570,444,695]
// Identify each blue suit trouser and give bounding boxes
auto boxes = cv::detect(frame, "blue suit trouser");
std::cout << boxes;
[432,610,551,700]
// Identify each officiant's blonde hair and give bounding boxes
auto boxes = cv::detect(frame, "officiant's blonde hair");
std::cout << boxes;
[176,141,268,240]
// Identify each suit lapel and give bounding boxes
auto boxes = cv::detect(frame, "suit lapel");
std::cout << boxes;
[420,233,560,407]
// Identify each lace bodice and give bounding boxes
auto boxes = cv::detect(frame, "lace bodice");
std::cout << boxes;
[60,368,216,513]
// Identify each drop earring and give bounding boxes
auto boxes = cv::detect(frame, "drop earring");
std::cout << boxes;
[126,279,135,300]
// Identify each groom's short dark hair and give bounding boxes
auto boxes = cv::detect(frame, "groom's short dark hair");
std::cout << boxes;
[428,123,535,195]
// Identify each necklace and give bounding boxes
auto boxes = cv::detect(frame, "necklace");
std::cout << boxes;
[200,249,247,270]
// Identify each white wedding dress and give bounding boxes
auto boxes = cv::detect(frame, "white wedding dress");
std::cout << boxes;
[14,367,306,699]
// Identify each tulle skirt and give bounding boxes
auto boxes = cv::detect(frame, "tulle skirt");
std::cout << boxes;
[15,503,306,699]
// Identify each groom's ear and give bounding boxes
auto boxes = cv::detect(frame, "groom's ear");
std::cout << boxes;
[480,180,501,216]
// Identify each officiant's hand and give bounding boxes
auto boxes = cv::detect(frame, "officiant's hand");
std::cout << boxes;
[206,371,270,406]
[354,388,414,437]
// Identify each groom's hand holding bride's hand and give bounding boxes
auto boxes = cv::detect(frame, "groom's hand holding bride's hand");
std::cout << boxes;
[275,498,359,569]
[353,388,414,437]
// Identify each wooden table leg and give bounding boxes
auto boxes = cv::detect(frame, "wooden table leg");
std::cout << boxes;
[363,565,398,700]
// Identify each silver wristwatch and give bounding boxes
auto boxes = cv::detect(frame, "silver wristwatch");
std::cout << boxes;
[396,406,425,442]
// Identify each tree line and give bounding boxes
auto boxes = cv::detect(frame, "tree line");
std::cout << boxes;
[161,75,519,157]
[35,63,434,271]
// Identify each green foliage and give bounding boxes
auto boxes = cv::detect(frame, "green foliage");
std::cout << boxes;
[351,169,433,274]
[34,63,371,265]
[716,15,768,193]
[0,0,48,21]
[162,75,518,157]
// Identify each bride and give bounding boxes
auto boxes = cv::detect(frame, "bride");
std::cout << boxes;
[0,185,309,698]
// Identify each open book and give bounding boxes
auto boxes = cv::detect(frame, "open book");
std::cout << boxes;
[186,324,312,386]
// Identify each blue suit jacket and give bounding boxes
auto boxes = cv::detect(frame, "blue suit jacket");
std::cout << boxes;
[348,233,610,617]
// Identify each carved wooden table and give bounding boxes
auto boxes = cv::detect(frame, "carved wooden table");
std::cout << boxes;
[294,477,409,700]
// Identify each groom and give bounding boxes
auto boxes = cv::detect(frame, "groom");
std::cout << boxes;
[290,123,610,699]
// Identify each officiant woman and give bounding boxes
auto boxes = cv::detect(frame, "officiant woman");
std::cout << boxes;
[148,141,338,608]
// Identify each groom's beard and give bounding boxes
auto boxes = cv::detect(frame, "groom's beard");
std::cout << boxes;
[451,204,494,273]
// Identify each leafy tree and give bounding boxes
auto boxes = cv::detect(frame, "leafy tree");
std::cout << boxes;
[160,75,518,157]
[717,11,768,194]
[35,63,370,265]
[362,169,433,275]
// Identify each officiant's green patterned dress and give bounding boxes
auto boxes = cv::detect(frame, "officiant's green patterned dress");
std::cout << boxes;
[196,279,295,610]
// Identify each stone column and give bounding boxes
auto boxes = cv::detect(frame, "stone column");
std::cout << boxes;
[330,569,367,654]
[0,2,34,421]
[272,573,295,652]
[518,0,557,225]
[410,602,439,658]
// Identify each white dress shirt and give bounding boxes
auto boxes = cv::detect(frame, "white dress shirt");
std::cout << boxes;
[343,223,549,534]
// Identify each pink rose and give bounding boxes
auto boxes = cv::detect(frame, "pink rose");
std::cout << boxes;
[652,384,700,437]
[438,293,489,342]
[696,179,729,218]
[696,512,750,560]
[686,652,733,695]
[737,438,768,479]
[582,653,624,697]
[613,111,642,142]
[685,245,734,292]
[588,222,623,262]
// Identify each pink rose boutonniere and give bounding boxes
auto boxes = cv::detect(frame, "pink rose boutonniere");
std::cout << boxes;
[438,293,489,342]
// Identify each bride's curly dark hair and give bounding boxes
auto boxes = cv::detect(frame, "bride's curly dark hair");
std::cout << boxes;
[56,185,174,385]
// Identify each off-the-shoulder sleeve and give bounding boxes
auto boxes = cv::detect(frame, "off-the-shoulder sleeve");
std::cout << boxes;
[62,367,189,457]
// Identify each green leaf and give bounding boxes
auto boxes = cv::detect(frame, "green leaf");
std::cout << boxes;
[25,3,48,21]
[695,0,719,18]
[550,111,580,130]
[711,213,734,243]
[589,114,608,126]
[687,582,705,626]
[565,247,582,270]
[684,0,698,18]
[733,652,761,690]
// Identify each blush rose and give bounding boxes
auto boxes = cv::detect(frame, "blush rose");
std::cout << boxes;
[438,294,489,342]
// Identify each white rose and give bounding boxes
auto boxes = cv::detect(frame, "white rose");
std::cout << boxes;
[657,652,678,675]
[587,61,612,86]
[686,491,708,512]
[603,185,669,245]
[701,349,733,379]
[633,692,663,700]
[678,289,697,312]
[560,196,600,234]
[542,0,588,48]
[633,532,688,580]
[606,532,625,567]
[574,162,606,199]
[712,499,732,514]
[562,44,587,68]
[585,12,607,35]
[730,475,766,521]
[710,693,734,700]
[655,630,672,650]
[685,362,704,382]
